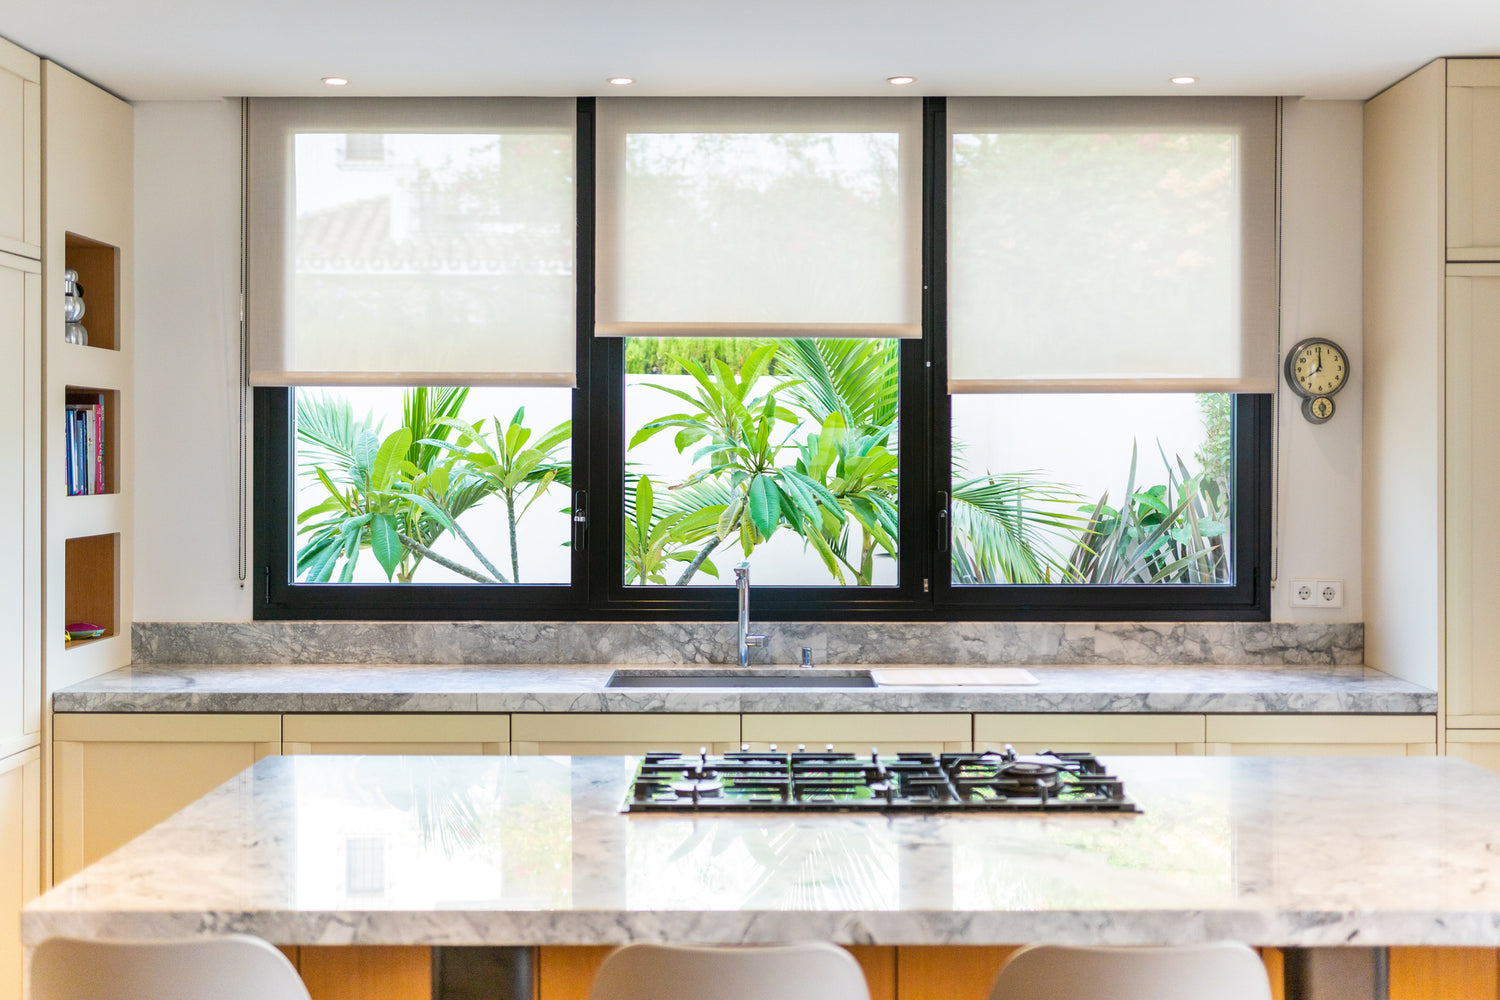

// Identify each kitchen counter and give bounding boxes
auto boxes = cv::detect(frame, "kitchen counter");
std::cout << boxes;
[50,662,1435,714]
[20,753,1500,947]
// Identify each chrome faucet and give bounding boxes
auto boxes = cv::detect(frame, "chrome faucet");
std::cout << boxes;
[734,562,766,666]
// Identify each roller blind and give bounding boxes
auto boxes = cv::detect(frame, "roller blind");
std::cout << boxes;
[596,97,923,339]
[947,97,1278,393]
[247,97,576,386]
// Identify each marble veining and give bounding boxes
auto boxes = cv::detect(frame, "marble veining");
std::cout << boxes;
[23,754,1500,947]
[51,661,1435,714]
[132,620,1365,667]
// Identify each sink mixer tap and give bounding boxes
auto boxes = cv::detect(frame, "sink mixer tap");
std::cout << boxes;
[734,563,766,667]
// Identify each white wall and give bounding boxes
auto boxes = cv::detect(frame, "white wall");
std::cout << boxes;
[132,97,1367,623]
[133,100,253,621]
[1274,99,1365,622]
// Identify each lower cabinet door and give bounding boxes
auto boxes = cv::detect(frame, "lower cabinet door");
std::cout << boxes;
[1204,714,1438,756]
[974,713,1206,756]
[52,713,281,881]
[739,714,971,754]
[282,714,509,755]
[509,713,740,755]
[0,746,39,1000]
[1446,729,1500,774]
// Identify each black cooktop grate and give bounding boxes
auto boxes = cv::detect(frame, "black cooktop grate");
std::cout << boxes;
[622,747,1140,813]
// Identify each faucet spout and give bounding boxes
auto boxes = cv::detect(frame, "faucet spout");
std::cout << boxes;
[734,562,766,667]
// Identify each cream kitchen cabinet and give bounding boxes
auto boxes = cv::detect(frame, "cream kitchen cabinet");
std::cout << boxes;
[739,714,970,754]
[1444,731,1500,775]
[1445,265,1500,727]
[51,713,280,881]
[0,37,40,259]
[975,713,1206,756]
[283,713,509,754]
[1203,715,1437,756]
[509,713,740,755]
[0,746,39,1000]
[1447,60,1500,260]
[0,250,40,753]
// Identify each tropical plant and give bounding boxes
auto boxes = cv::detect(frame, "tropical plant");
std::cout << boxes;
[424,407,571,583]
[1066,443,1229,585]
[296,387,505,583]
[622,474,721,585]
[949,471,1083,585]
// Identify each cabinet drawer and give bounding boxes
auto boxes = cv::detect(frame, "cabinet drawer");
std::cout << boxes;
[283,713,510,755]
[510,713,738,756]
[975,713,1205,756]
[740,714,970,754]
[1205,714,1437,756]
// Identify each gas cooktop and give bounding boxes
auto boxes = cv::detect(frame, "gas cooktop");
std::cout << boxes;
[622,747,1140,814]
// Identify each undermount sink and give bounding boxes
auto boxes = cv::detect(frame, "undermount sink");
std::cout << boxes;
[605,669,877,689]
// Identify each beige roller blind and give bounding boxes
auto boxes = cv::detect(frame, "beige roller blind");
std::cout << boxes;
[596,97,923,339]
[947,97,1278,393]
[247,97,576,386]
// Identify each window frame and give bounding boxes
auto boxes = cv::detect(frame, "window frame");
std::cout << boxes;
[254,97,1272,623]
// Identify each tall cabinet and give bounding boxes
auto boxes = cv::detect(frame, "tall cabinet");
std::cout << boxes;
[0,33,42,1000]
[1365,58,1500,770]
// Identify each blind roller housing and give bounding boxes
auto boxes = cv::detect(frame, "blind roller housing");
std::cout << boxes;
[247,97,576,386]
[947,97,1278,393]
[596,97,923,339]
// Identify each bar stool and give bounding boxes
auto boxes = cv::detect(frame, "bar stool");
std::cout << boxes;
[988,942,1273,1000]
[30,935,312,1000]
[588,942,872,1000]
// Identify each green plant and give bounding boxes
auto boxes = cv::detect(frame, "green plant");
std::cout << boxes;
[424,407,571,583]
[622,474,721,585]
[949,472,1083,584]
[1066,443,1229,585]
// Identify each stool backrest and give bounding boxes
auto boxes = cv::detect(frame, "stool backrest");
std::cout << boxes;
[589,942,872,1000]
[989,942,1273,1000]
[30,935,312,1000]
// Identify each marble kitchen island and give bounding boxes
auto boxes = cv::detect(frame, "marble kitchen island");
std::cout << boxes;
[23,753,1500,998]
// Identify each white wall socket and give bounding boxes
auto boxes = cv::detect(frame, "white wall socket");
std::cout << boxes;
[1290,578,1344,608]
[1315,579,1345,608]
[1290,580,1317,606]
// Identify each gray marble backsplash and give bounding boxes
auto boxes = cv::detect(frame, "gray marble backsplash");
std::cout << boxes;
[131,620,1363,666]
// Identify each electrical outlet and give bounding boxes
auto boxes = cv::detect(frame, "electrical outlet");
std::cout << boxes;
[1290,580,1317,606]
[1315,579,1344,608]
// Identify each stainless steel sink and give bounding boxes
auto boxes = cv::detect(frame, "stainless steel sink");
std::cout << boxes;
[605,669,876,689]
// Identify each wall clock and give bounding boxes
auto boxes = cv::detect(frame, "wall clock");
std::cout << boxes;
[1284,337,1350,424]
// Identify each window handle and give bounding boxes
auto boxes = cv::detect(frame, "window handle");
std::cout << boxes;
[572,490,588,552]
[936,491,950,553]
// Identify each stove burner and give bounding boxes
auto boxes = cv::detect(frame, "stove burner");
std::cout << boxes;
[623,746,1138,814]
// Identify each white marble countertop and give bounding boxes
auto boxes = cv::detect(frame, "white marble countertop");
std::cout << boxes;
[50,662,1436,714]
[23,754,1500,947]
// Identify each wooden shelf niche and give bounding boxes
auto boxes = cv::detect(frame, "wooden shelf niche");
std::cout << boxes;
[63,533,117,647]
[61,387,118,496]
[63,233,118,352]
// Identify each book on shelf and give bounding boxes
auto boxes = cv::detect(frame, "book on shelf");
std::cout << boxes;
[64,394,106,496]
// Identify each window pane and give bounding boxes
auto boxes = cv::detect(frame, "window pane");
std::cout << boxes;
[949,394,1232,586]
[293,386,572,584]
[624,338,899,587]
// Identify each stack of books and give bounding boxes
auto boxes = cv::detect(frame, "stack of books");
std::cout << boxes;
[65,394,106,496]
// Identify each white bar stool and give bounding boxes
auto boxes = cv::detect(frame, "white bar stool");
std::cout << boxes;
[989,942,1274,1000]
[589,942,872,1000]
[30,935,312,1000]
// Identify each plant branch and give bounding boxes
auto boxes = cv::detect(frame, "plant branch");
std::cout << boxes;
[675,535,722,585]
[446,516,512,584]
[397,532,497,584]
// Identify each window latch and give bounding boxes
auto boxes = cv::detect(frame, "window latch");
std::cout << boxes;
[572,490,588,552]
[936,491,950,553]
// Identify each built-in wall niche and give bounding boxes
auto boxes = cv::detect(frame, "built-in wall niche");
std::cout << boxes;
[62,388,118,496]
[63,232,119,351]
[64,532,117,646]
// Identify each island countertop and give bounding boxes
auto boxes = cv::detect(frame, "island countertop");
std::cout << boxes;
[50,661,1435,714]
[23,754,1500,948]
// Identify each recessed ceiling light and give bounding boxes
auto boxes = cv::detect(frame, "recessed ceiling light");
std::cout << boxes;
[1170,75,1198,85]
[607,77,635,86]
[886,76,916,86]
[322,76,349,87]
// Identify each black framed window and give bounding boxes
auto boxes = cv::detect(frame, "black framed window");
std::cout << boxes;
[255,97,1272,622]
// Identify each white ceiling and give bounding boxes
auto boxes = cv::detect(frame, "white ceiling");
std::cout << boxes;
[3,0,1499,102]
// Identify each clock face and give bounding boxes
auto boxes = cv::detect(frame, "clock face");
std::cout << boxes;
[1286,339,1349,398]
